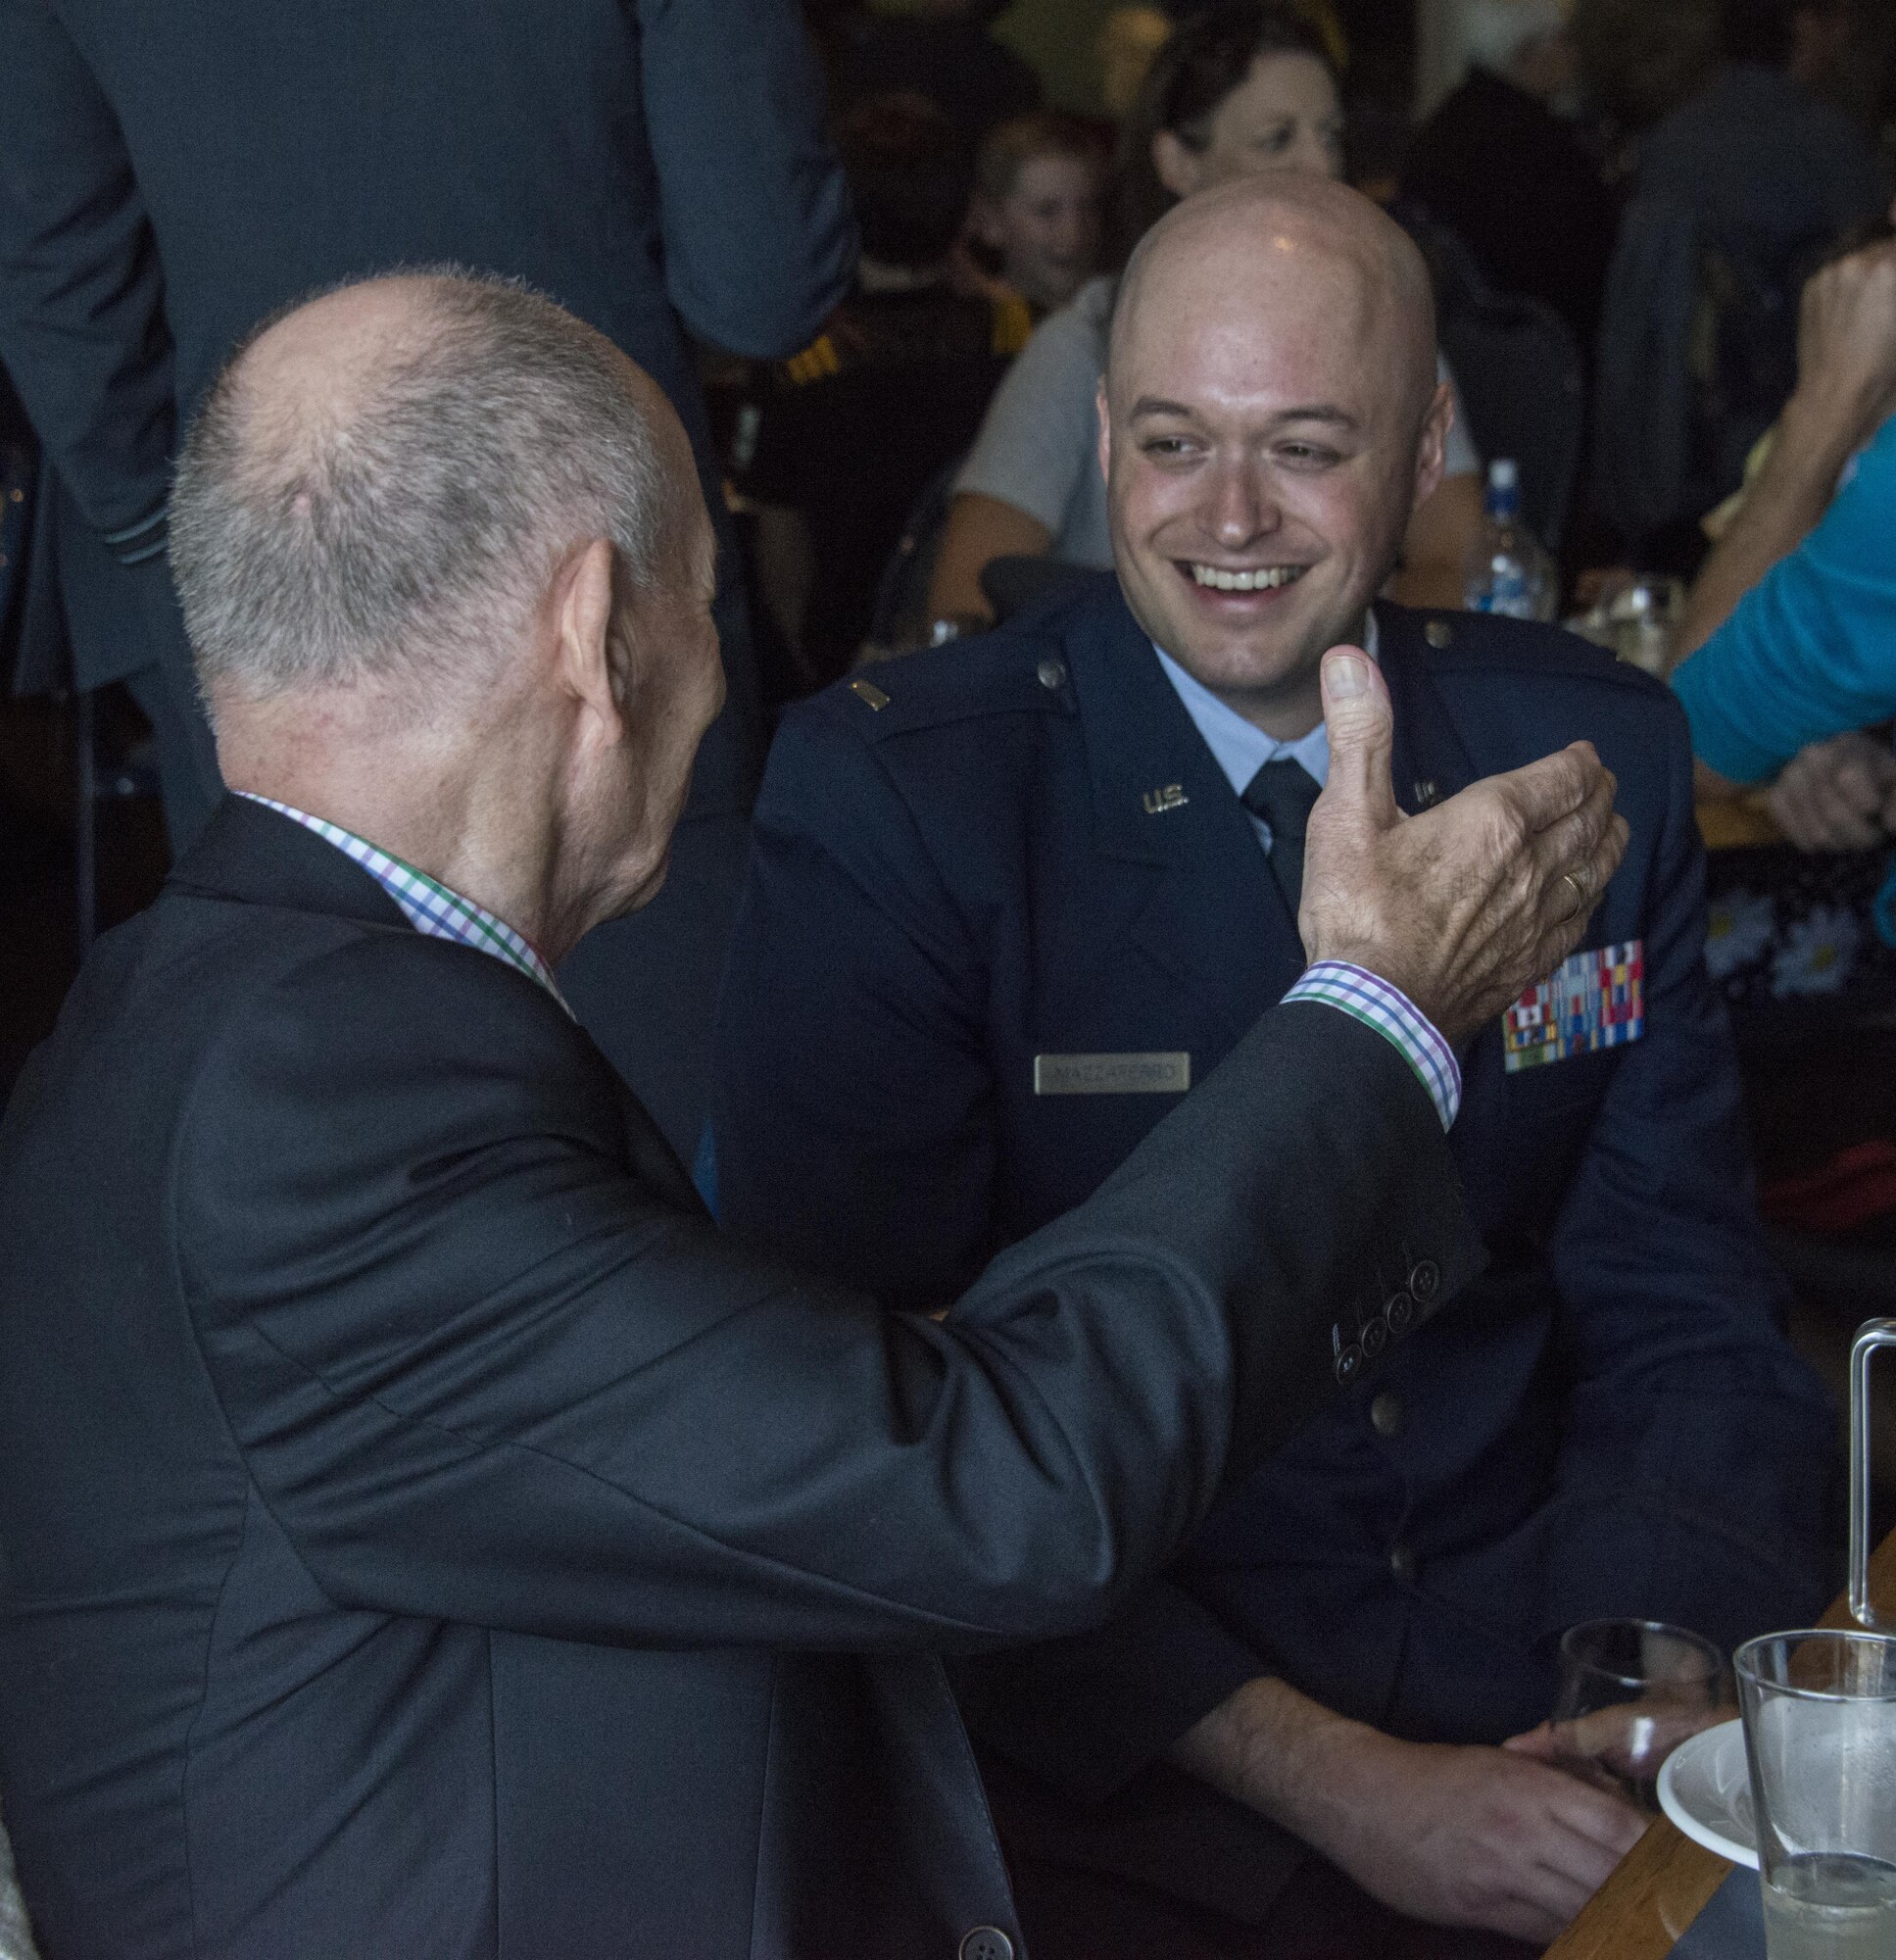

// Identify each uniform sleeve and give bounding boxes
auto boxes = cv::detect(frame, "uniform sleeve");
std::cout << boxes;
[709,702,1005,1309]
[178,927,1480,1656]
[1672,411,1896,783]
[636,0,856,358]
[0,0,175,555]
[1541,697,1833,1646]
[953,288,1107,539]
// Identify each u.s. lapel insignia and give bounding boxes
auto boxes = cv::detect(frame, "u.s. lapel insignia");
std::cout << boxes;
[1503,940,1645,1072]
[1142,784,1189,814]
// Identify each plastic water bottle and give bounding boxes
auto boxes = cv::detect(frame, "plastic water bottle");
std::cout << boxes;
[1463,459,1556,621]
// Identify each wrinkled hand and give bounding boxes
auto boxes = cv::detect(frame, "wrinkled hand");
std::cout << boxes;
[1768,730,1896,853]
[1321,1731,1647,1945]
[1791,235,1896,453]
[1300,647,1629,1048]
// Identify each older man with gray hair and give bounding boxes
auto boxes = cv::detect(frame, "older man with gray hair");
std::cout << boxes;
[0,269,1622,1958]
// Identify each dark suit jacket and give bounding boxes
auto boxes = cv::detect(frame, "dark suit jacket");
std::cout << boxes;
[0,0,855,813]
[709,582,1833,1919]
[0,796,1479,1958]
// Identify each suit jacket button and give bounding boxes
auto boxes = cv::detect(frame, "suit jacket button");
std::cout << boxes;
[1384,1290,1414,1335]
[1359,1314,1389,1357]
[1335,1341,1365,1386]
[960,1929,1015,1960]
[1036,658,1067,691]
[1370,1392,1404,1438]
[1389,1544,1418,1582]
[1408,1258,1440,1304]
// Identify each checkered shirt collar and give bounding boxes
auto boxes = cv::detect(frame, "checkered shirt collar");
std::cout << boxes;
[237,793,569,1010]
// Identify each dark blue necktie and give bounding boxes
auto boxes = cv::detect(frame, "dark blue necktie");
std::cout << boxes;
[1240,757,1322,914]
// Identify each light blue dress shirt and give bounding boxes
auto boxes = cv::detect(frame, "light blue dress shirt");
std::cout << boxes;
[1152,612,1379,847]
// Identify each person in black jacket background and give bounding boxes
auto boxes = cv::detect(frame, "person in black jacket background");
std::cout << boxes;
[0,0,855,1155]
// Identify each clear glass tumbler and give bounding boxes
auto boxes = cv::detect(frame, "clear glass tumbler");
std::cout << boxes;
[1735,1629,1896,1959]
[1548,1618,1729,1813]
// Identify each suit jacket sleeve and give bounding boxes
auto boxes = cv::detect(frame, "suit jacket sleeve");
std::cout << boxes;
[0,0,175,555]
[175,910,1477,1661]
[635,0,855,358]
[1541,695,1833,1644]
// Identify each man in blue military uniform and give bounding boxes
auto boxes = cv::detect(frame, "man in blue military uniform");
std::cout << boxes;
[709,176,1833,1957]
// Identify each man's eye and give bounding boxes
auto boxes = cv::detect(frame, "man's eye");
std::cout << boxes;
[1142,436,1198,459]
[1254,124,1294,155]
[1279,443,1338,467]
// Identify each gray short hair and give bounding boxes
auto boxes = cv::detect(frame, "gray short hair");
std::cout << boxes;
[170,269,668,703]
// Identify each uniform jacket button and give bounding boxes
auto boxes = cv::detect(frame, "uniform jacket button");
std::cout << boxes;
[1389,1544,1418,1582]
[960,1928,1015,1960]
[1383,1290,1414,1335]
[1036,657,1067,691]
[1370,1392,1403,1438]
[1408,1258,1440,1304]
[1334,1341,1365,1386]
[1359,1314,1389,1357]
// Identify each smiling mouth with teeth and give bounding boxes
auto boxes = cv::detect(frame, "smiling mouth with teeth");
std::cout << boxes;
[1187,564,1308,592]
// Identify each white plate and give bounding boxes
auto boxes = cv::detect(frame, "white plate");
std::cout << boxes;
[1657,1718,1759,1869]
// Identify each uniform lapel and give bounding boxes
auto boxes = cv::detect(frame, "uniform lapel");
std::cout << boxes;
[1377,604,1480,817]
[1062,589,1301,1053]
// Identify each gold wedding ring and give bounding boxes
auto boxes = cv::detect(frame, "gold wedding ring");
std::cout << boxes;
[1556,871,1587,925]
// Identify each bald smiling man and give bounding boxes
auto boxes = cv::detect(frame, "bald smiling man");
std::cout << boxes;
[710,177,1833,1956]
[0,270,1628,1959]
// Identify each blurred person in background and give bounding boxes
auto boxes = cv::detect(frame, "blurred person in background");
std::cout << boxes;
[0,0,855,1164]
[924,0,1486,638]
[965,112,1108,319]
[716,94,1022,689]
[1403,0,1622,357]
[1590,0,1887,569]
[1675,220,1896,844]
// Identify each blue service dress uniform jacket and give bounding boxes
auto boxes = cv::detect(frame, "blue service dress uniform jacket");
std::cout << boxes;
[0,796,1482,1959]
[708,579,1834,1920]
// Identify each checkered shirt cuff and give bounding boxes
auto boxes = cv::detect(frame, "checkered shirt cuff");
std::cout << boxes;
[1283,960,1461,1131]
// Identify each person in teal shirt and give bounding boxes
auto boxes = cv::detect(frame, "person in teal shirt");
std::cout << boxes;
[1675,402,1896,791]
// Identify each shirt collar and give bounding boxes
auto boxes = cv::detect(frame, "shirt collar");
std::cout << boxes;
[235,792,569,1010]
[1151,612,1380,799]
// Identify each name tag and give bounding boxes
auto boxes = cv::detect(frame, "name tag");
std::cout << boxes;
[1034,1052,1191,1096]
[1503,940,1645,1072]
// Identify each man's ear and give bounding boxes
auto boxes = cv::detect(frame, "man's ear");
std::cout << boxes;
[554,537,624,747]
[1411,380,1452,515]
[1095,376,1112,486]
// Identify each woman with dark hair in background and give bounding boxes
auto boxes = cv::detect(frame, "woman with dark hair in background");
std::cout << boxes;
[923,0,1485,635]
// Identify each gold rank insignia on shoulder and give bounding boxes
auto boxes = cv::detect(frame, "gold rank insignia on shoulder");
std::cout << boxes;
[784,333,842,386]
[1142,784,1189,814]
[1035,1052,1191,1096]
[849,678,890,710]
[1503,940,1644,1072]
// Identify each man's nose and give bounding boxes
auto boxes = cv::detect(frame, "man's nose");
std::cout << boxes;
[1204,458,1278,546]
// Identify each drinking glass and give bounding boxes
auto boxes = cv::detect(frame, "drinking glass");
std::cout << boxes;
[1548,1618,1729,1811]
[1736,1630,1896,1959]
[1607,576,1683,675]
